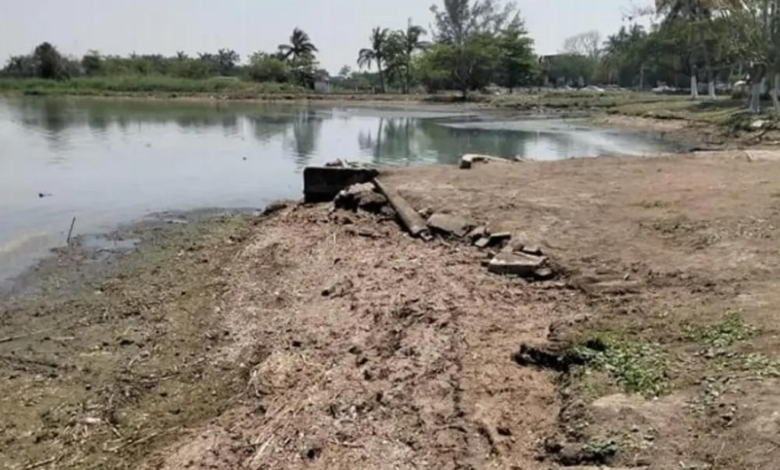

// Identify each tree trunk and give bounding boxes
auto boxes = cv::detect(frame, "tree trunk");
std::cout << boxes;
[708,79,716,100]
[773,72,780,115]
[691,74,699,100]
[750,66,766,114]
[377,59,386,94]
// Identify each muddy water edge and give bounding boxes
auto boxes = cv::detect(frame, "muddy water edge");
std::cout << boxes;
[0,211,265,469]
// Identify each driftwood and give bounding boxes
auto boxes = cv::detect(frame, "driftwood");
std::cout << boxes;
[374,178,430,239]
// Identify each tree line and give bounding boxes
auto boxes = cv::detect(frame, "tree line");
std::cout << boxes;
[4,0,780,113]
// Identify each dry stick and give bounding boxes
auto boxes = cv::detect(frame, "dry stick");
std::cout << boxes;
[0,326,61,345]
[66,216,77,245]
[24,456,59,470]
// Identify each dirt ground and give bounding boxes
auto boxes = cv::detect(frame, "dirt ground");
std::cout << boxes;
[4,150,780,469]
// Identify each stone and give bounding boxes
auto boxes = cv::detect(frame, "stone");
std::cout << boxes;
[467,226,487,241]
[488,232,512,245]
[427,213,474,238]
[533,267,555,280]
[333,183,387,213]
[460,154,508,169]
[521,244,543,256]
[488,252,546,278]
[475,237,491,249]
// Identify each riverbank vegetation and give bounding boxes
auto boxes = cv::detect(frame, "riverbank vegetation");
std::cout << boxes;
[3,0,780,116]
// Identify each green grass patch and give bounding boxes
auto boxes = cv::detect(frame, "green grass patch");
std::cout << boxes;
[570,336,669,397]
[685,312,756,349]
[0,77,306,97]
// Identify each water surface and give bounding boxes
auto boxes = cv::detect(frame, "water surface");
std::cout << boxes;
[0,97,678,281]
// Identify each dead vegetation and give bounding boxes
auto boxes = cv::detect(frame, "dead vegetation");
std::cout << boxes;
[4,151,780,470]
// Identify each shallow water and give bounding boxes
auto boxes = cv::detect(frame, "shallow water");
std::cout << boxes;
[0,97,678,281]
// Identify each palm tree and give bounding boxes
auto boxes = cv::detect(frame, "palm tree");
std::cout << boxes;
[278,28,319,62]
[358,27,391,93]
[393,20,429,93]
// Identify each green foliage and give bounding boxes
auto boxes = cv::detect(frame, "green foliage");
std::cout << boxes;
[32,42,66,80]
[685,312,756,348]
[0,77,304,96]
[496,21,536,91]
[246,53,290,83]
[571,336,669,397]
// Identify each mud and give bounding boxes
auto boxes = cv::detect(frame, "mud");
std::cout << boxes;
[5,151,780,470]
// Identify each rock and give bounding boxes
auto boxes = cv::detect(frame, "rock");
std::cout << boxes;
[521,244,543,256]
[467,226,487,241]
[460,154,507,169]
[533,267,555,281]
[333,183,387,213]
[488,232,512,245]
[475,237,492,249]
[356,191,388,213]
[488,252,546,278]
[427,213,474,238]
[322,279,354,298]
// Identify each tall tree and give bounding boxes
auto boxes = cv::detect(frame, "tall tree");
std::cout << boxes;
[278,28,319,62]
[430,0,520,45]
[389,21,430,93]
[32,42,65,79]
[563,31,602,59]
[496,19,536,92]
[656,0,742,99]
[358,27,391,93]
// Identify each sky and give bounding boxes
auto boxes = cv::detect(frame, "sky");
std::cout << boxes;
[0,0,654,74]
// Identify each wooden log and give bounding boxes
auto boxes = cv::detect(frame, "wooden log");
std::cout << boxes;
[374,178,430,239]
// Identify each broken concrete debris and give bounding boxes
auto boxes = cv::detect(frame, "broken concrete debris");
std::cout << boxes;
[374,178,431,239]
[333,182,388,213]
[426,213,475,238]
[460,154,509,170]
[488,251,547,277]
[304,166,379,203]
[466,226,487,242]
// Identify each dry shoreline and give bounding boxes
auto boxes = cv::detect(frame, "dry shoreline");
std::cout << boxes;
[3,149,780,469]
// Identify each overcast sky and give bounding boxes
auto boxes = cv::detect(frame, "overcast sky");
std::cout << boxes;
[0,0,654,73]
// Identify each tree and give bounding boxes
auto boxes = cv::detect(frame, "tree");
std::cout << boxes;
[656,0,742,99]
[81,50,102,76]
[389,20,430,93]
[216,49,240,76]
[430,0,520,45]
[2,55,34,77]
[358,27,391,93]
[563,31,602,59]
[496,19,536,92]
[422,33,500,97]
[278,28,319,62]
[32,42,65,79]
[247,52,290,83]
[426,0,525,97]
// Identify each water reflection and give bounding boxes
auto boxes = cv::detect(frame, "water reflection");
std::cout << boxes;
[1,98,679,168]
[0,97,681,283]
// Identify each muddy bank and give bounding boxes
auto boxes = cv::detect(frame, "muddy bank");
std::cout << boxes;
[0,210,265,469]
[5,151,780,469]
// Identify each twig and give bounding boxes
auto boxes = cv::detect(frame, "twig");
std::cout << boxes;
[67,216,77,245]
[0,327,61,345]
[24,455,59,470]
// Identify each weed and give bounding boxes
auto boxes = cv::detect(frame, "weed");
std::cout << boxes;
[686,312,755,349]
[570,336,668,397]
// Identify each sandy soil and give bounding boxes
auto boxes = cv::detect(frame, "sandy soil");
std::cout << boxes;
[5,151,780,469]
